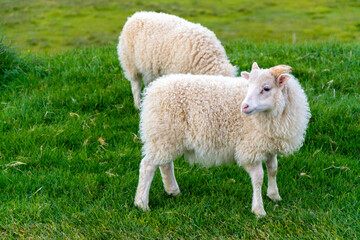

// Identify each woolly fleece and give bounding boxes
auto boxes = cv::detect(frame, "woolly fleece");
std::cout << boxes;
[117,11,238,107]
[140,73,310,167]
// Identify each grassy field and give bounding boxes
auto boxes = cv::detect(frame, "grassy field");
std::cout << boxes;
[0,38,359,238]
[1,0,360,53]
[0,0,360,238]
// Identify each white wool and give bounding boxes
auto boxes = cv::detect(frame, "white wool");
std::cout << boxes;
[135,68,310,216]
[140,73,310,166]
[117,11,238,108]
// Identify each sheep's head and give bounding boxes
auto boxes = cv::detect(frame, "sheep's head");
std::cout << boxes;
[240,62,292,116]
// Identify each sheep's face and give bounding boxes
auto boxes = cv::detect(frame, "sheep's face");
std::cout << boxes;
[241,62,292,116]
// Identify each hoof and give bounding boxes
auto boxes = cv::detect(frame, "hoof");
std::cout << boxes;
[134,200,150,212]
[252,207,266,217]
[267,192,282,202]
[166,188,181,197]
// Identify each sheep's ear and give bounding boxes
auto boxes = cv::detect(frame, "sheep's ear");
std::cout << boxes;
[252,62,259,70]
[241,71,250,80]
[276,74,291,86]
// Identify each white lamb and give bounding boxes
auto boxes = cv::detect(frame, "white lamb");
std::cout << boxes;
[117,11,238,108]
[134,63,311,216]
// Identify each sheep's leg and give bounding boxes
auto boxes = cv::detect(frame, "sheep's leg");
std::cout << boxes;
[130,79,142,109]
[121,53,142,109]
[160,161,181,196]
[266,154,282,201]
[134,157,158,211]
[244,162,266,217]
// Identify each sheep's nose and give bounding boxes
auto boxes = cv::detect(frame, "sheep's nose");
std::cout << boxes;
[242,103,249,113]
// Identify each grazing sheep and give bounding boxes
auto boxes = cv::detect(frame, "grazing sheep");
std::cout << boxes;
[117,11,238,108]
[134,63,311,216]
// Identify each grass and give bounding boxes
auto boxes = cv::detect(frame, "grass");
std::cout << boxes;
[0,38,359,238]
[1,0,360,53]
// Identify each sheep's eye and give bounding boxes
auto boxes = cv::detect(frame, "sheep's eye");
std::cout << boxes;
[263,86,271,92]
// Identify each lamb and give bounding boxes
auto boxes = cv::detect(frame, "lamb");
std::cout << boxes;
[117,11,238,108]
[134,62,311,216]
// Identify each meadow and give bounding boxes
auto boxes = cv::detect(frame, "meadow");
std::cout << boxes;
[1,0,360,53]
[1,39,359,238]
[1,0,360,239]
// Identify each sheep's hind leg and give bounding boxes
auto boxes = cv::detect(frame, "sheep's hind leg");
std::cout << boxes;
[244,162,266,217]
[130,79,142,109]
[266,154,282,201]
[121,54,142,109]
[160,161,181,196]
[134,157,158,211]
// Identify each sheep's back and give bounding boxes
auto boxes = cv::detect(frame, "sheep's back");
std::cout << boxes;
[140,75,247,163]
[121,12,236,83]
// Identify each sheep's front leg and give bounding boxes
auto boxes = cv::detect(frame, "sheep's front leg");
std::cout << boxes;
[266,154,282,201]
[244,162,266,217]
[134,158,158,211]
[131,80,142,109]
[160,161,181,196]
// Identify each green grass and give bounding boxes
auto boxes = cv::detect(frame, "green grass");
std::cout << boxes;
[0,39,359,238]
[1,0,360,53]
